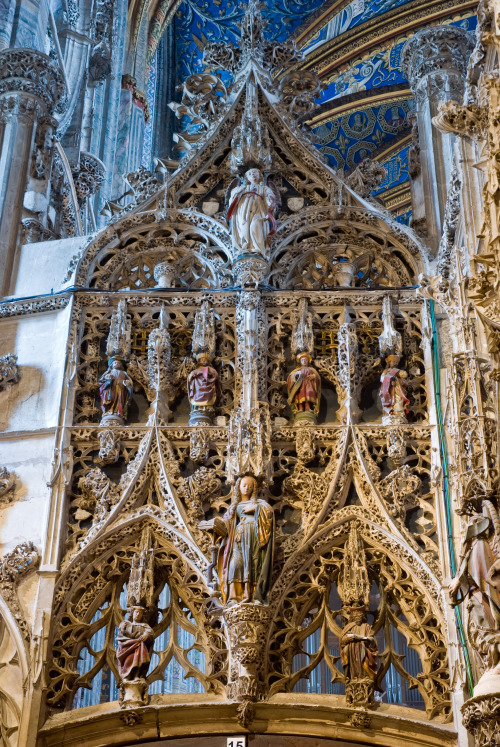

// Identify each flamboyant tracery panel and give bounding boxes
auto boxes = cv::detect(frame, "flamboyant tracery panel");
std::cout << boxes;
[41,2,453,736]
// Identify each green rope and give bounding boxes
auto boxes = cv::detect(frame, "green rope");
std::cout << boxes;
[428,299,474,694]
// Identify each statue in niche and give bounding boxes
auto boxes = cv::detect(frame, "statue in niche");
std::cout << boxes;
[187,352,219,425]
[98,356,134,424]
[340,606,378,705]
[449,500,500,632]
[286,352,321,425]
[379,354,409,424]
[199,475,274,605]
[116,606,155,682]
[227,168,278,259]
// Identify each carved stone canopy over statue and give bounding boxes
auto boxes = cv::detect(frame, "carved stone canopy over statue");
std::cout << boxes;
[379,354,409,425]
[227,168,279,260]
[286,352,321,425]
[199,475,274,605]
[187,352,219,425]
[98,356,134,425]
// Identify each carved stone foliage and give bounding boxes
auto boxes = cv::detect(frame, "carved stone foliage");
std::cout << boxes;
[0,354,20,389]
[401,26,474,96]
[0,468,16,504]
[0,49,65,114]
[462,694,500,747]
[0,542,40,641]
[0,617,23,747]
[72,153,105,205]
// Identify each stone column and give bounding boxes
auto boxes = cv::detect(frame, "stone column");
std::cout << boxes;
[0,48,64,297]
[401,26,474,252]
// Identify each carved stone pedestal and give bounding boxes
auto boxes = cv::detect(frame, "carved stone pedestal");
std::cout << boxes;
[223,603,272,726]
[233,255,269,287]
[119,678,149,709]
[345,678,375,708]
[462,693,500,747]
[100,412,125,427]
[189,406,214,426]
[293,409,317,426]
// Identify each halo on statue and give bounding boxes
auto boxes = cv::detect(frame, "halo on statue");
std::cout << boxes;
[296,351,312,363]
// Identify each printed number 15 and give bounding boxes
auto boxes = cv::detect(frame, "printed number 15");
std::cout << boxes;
[227,739,245,747]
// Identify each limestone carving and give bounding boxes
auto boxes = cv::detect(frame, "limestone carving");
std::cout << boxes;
[0,467,15,504]
[0,542,40,640]
[227,168,278,260]
[0,354,19,389]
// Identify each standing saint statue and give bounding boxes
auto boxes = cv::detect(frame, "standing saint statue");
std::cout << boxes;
[99,357,134,424]
[227,168,278,258]
[116,606,154,682]
[340,606,378,705]
[187,352,219,425]
[449,500,500,632]
[199,475,274,605]
[287,352,321,425]
[379,354,409,424]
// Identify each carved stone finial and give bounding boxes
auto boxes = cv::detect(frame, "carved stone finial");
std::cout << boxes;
[291,298,314,359]
[337,524,370,608]
[126,527,155,609]
[192,300,216,360]
[378,295,402,359]
[106,300,132,360]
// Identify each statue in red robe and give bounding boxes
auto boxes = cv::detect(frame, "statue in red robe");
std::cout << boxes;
[116,607,154,682]
[187,353,219,424]
[340,606,378,705]
[286,353,321,424]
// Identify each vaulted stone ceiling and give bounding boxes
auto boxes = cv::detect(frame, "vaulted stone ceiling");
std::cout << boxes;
[138,0,474,226]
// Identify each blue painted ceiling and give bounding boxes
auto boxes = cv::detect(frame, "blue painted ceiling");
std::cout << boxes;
[168,0,477,224]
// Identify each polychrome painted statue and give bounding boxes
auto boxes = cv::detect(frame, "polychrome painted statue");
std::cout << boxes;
[200,475,274,605]
[379,354,409,424]
[449,503,500,632]
[227,168,278,258]
[116,606,154,682]
[287,352,321,425]
[187,352,219,425]
[340,605,378,705]
[99,357,133,423]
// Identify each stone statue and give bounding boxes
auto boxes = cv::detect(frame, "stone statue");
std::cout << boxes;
[340,605,378,705]
[187,353,219,425]
[449,501,500,632]
[116,606,154,682]
[98,357,134,424]
[379,354,409,424]
[227,168,278,258]
[200,475,274,605]
[286,353,321,425]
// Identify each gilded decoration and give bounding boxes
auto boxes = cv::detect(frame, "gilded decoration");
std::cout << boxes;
[31,1,460,742]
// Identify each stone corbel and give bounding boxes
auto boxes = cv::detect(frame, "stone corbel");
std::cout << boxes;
[0,354,20,389]
[0,542,41,641]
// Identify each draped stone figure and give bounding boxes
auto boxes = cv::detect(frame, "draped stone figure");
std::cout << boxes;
[116,607,154,682]
[99,357,134,423]
[340,606,378,700]
[200,475,274,605]
[379,354,409,424]
[449,501,500,631]
[187,352,219,425]
[286,353,321,425]
[227,168,278,258]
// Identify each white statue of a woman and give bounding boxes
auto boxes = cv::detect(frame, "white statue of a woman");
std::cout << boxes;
[227,168,278,259]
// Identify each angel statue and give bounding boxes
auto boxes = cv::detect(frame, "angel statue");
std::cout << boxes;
[199,475,274,605]
[98,356,134,424]
[227,168,279,259]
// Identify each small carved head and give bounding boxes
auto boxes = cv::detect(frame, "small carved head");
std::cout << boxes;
[245,168,262,185]
[237,474,257,500]
[196,352,213,366]
[109,356,125,370]
[385,354,401,368]
[129,606,145,622]
[297,352,312,365]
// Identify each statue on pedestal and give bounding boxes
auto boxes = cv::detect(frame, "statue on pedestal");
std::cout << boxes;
[199,475,274,605]
[116,606,154,683]
[379,354,409,424]
[340,606,378,706]
[286,353,321,425]
[187,353,219,425]
[227,168,278,259]
[98,357,134,425]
